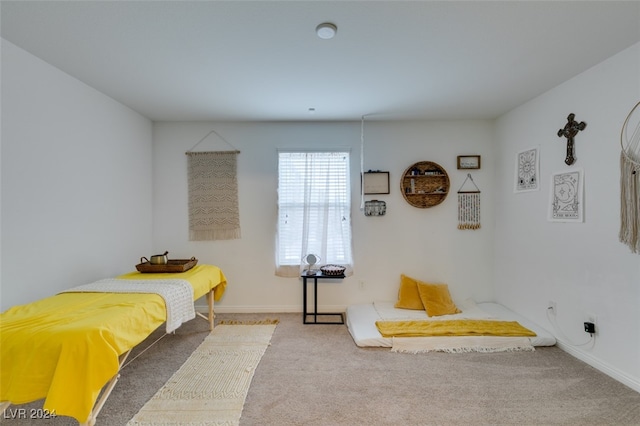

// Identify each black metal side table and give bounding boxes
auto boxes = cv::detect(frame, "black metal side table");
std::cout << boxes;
[301,270,345,324]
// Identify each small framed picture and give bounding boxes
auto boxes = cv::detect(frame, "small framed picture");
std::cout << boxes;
[457,155,481,170]
[548,169,584,222]
[362,171,390,194]
[514,146,540,193]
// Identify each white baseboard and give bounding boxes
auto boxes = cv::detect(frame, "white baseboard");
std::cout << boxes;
[556,339,640,394]
[197,305,299,314]
[196,304,348,314]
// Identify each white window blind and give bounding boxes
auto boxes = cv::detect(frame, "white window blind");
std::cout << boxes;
[276,151,353,277]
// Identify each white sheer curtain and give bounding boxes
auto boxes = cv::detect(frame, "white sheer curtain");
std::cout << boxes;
[275,150,353,277]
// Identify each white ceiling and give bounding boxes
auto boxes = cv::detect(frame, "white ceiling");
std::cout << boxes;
[2,1,639,122]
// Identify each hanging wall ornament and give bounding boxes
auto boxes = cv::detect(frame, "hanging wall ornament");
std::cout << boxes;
[619,102,640,254]
[185,130,242,241]
[457,173,481,230]
[557,113,586,165]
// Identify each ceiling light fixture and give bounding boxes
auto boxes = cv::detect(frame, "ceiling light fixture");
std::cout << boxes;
[316,22,337,39]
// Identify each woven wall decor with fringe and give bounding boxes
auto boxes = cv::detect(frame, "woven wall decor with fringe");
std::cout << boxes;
[458,173,481,230]
[187,151,241,241]
[619,102,640,254]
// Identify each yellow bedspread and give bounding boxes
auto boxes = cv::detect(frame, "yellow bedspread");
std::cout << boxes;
[375,319,537,338]
[0,264,226,424]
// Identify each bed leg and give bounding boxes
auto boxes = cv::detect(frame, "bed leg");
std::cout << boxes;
[79,417,95,426]
[82,350,131,426]
[207,288,215,330]
[195,289,215,330]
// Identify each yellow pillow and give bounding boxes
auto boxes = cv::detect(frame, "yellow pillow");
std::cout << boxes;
[416,282,461,317]
[394,274,425,310]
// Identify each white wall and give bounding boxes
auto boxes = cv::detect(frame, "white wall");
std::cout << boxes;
[152,120,495,312]
[0,39,154,310]
[494,42,640,391]
[3,31,637,395]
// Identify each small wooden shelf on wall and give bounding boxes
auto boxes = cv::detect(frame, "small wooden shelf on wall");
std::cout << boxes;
[400,161,450,208]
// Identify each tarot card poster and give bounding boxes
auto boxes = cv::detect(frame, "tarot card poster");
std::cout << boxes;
[549,169,584,222]
[514,147,539,193]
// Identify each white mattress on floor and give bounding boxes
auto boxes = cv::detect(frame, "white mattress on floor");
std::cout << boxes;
[345,300,556,348]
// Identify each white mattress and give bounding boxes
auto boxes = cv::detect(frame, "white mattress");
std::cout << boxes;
[345,300,556,348]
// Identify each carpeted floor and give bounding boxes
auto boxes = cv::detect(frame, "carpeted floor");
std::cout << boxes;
[4,313,640,425]
[242,314,640,425]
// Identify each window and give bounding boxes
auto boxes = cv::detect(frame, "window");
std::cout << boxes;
[276,150,353,277]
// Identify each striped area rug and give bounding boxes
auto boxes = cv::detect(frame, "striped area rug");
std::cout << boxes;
[127,322,277,426]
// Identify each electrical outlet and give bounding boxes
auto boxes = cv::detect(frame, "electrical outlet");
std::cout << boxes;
[584,321,596,334]
[548,301,557,315]
[358,280,365,290]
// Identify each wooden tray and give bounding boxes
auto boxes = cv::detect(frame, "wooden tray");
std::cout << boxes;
[136,257,198,273]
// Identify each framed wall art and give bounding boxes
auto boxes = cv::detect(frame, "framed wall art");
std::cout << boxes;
[514,146,540,193]
[457,155,481,169]
[362,171,390,195]
[548,169,584,222]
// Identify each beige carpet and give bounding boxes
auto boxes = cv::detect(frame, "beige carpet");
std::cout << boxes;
[9,314,640,425]
[127,322,277,426]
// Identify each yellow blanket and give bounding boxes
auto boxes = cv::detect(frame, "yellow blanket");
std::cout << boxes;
[375,319,537,338]
[0,264,226,424]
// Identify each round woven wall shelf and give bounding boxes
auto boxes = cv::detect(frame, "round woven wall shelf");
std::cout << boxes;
[400,161,450,208]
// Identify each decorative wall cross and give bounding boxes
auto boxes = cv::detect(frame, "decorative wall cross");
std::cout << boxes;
[557,113,586,165]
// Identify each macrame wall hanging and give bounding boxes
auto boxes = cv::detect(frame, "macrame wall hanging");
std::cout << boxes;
[619,102,640,254]
[457,173,481,230]
[185,130,241,241]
